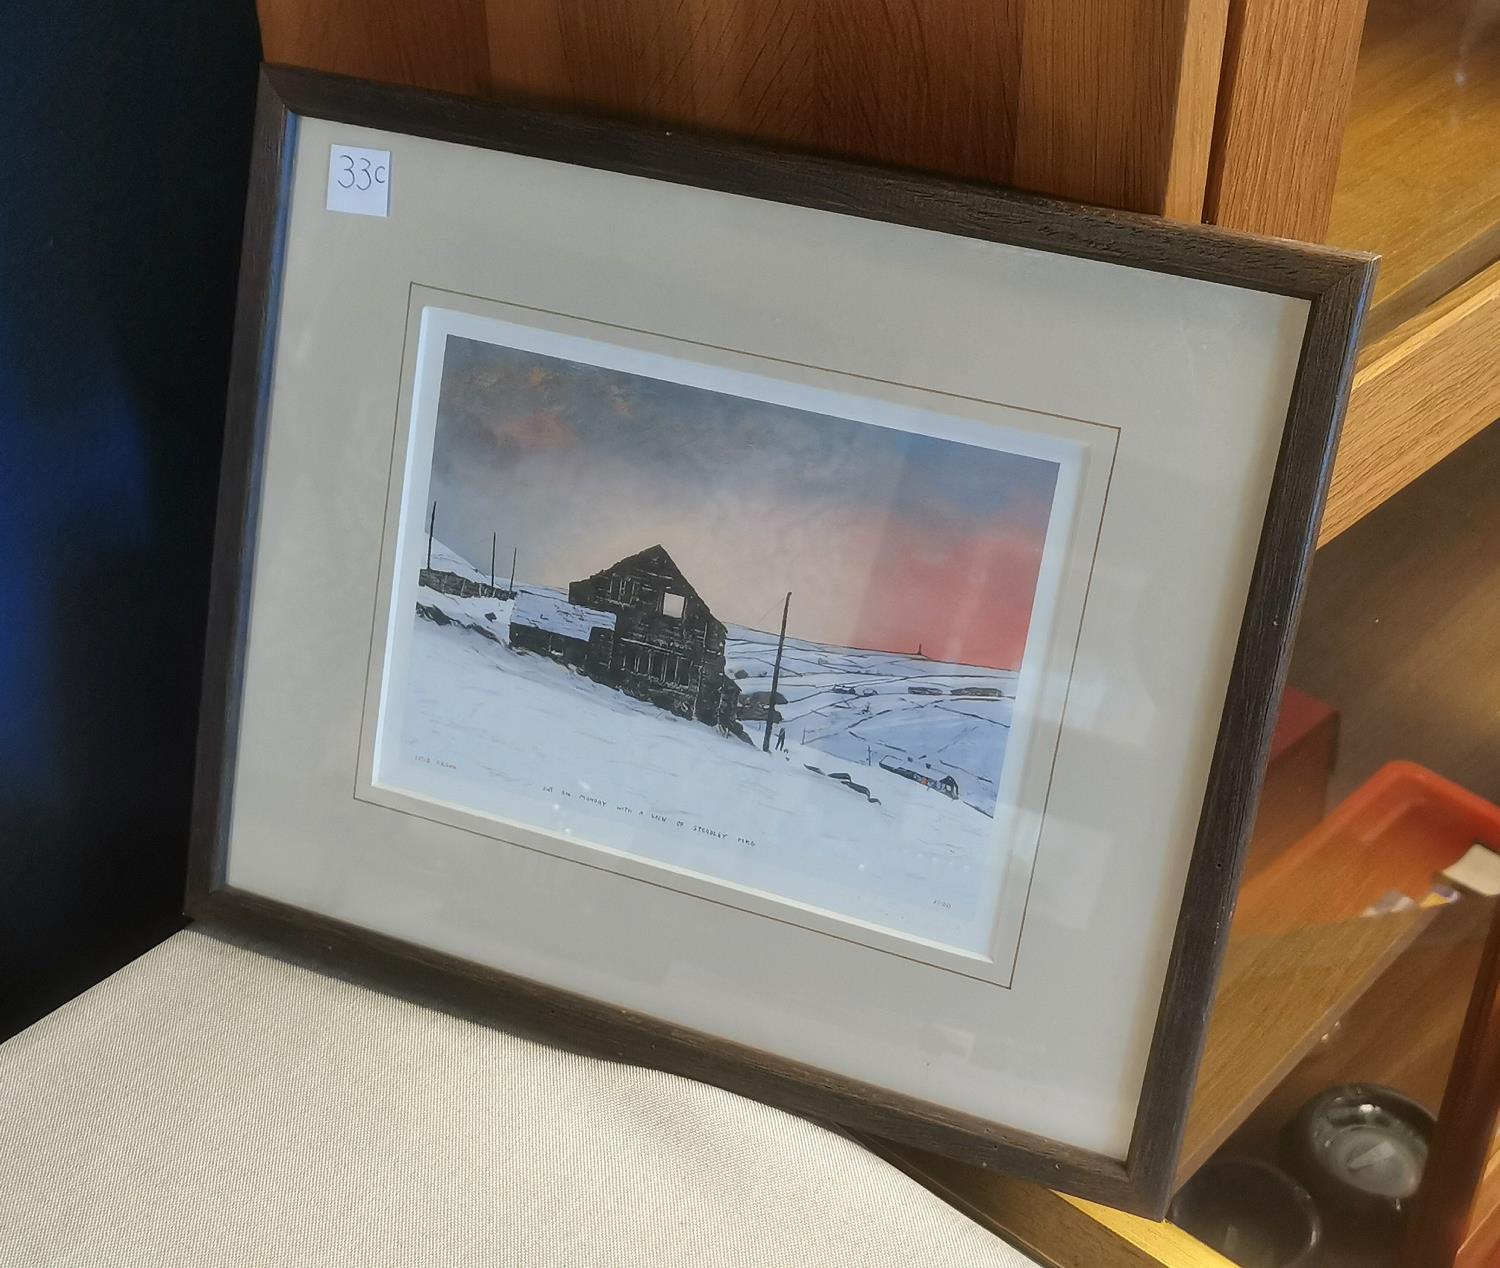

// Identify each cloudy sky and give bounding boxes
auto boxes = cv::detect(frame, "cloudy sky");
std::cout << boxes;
[426,335,1059,670]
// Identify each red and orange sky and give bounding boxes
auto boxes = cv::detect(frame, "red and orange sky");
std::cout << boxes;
[430,335,1059,671]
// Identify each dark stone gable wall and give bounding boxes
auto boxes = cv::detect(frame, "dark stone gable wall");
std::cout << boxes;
[568,549,740,730]
[419,568,513,601]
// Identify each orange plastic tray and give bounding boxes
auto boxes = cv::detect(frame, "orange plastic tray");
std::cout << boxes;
[1236,761,1500,937]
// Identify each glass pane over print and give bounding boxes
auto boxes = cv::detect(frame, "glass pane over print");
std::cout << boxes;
[371,314,1080,958]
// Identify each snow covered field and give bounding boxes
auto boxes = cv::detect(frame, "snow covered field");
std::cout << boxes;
[382,542,1017,950]
[726,630,1015,818]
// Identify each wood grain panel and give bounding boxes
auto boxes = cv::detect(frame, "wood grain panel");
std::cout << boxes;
[485,0,1027,183]
[1014,0,1226,219]
[263,0,1031,183]
[1206,0,1369,240]
[812,0,1023,182]
[1325,0,1500,341]
[1322,259,1500,545]
[257,0,491,97]
[261,0,1231,214]
[1161,0,1232,222]
[484,0,817,146]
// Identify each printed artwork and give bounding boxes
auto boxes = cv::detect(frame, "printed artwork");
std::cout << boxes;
[375,325,1065,953]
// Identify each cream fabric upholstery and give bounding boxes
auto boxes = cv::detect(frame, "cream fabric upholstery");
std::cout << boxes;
[1,929,1037,1267]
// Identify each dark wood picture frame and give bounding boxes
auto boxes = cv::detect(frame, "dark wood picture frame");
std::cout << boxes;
[187,63,1375,1217]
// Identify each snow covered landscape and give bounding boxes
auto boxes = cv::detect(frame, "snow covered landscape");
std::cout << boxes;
[382,543,1019,950]
[725,629,1016,819]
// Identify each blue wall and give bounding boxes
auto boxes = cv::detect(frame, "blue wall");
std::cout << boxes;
[0,2,261,1035]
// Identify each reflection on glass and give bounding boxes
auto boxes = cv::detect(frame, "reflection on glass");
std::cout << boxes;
[375,320,1077,957]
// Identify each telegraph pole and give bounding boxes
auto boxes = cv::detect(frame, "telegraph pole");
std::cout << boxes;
[490,533,496,591]
[426,501,436,570]
[762,591,791,753]
[509,546,518,593]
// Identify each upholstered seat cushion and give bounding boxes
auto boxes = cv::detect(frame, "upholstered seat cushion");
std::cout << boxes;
[0,929,1035,1267]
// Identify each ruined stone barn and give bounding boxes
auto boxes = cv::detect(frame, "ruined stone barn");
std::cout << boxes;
[566,545,742,732]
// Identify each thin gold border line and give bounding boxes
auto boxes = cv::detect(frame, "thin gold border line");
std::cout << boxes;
[353,278,419,800]
[1002,438,1121,988]
[424,284,1123,439]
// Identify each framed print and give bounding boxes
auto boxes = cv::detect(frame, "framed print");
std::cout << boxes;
[189,65,1374,1216]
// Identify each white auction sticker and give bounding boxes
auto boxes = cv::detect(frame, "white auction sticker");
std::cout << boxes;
[326,145,391,217]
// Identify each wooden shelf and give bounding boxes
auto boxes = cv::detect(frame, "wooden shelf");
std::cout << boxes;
[1225,898,1491,1156]
[1317,0,1500,546]
[862,1142,1236,1268]
[1326,0,1500,340]
[1176,905,1437,1183]
[968,897,1489,1268]
[1324,257,1500,543]
[1185,762,1500,1178]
